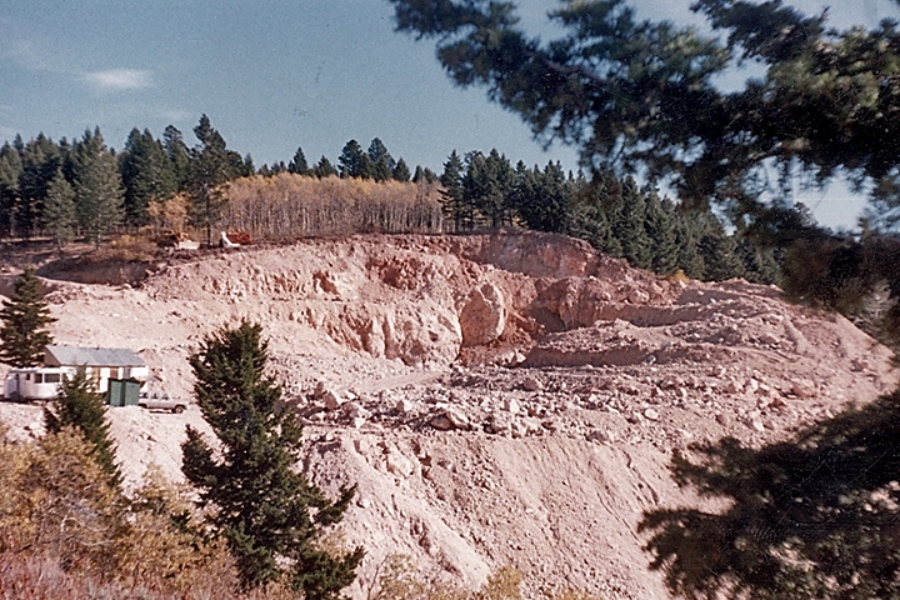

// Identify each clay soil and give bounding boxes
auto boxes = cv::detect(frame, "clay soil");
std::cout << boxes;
[0,232,896,599]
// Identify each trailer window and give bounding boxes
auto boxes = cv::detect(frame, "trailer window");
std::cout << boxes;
[44,373,61,383]
[34,373,43,383]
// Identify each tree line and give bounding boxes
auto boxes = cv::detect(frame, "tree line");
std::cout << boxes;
[270,137,438,185]
[0,118,433,248]
[439,149,779,283]
[1,115,774,285]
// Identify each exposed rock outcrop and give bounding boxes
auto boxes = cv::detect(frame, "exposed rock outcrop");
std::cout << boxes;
[459,283,507,347]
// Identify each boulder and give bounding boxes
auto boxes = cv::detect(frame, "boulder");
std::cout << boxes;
[385,450,415,478]
[430,408,471,431]
[521,375,543,392]
[503,397,521,416]
[322,390,343,411]
[430,414,454,431]
[791,379,817,399]
[396,398,416,415]
[459,283,507,347]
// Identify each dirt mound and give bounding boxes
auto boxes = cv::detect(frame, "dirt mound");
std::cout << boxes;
[1,232,897,599]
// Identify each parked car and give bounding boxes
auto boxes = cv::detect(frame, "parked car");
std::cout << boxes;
[138,391,187,414]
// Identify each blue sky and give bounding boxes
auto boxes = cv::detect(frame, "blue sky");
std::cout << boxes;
[1,0,896,229]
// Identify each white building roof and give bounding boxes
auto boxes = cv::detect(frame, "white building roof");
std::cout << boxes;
[45,345,146,367]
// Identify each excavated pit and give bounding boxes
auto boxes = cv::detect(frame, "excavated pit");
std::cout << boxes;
[1,232,897,600]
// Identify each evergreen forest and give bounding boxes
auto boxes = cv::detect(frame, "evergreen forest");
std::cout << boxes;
[0,116,782,287]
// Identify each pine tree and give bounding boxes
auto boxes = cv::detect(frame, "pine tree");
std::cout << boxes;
[163,125,193,191]
[0,267,55,367]
[315,156,338,178]
[289,146,311,176]
[568,176,621,256]
[18,134,64,239]
[367,138,395,169]
[644,190,679,275]
[581,172,624,257]
[367,138,395,182]
[371,155,392,181]
[338,140,366,178]
[509,161,537,226]
[358,153,376,180]
[392,158,411,182]
[439,150,467,231]
[736,237,780,284]
[71,127,124,247]
[539,161,572,233]
[611,176,653,270]
[240,153,256,177]
[44,372,122,489]
[422,167,438,183]
[697,213,745,281]
[388,0,900,225]
[466,149,515,228]
[0,141,24,239]
[183,322,364,599]
[673,212,706,280]
[593,173,624,259]
[190,115,232,246]
[120,128,177,228]
[511,161,570,232]
[42,168,77,249]
[570,199,618,255]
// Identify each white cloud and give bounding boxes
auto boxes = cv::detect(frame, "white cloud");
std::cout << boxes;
[158,108,190,122]
[84,69,154,91]
[7,40,54,72]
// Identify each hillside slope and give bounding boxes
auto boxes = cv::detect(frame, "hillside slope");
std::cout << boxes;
[1,232,896,599]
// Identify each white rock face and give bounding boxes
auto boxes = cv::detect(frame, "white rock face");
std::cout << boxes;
[351,303,462,365]
[459,283,507,347]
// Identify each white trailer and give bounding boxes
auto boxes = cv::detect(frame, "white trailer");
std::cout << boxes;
[3,366,75,401]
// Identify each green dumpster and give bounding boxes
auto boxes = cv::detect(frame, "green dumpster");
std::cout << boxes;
[107,378,142,407]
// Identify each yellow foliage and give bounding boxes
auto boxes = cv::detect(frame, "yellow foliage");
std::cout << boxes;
[18,427,123,574]
[0,431,38,553]
[0,422,607,599]
[0,431,254,597]
[84,233,158,262]
[476,565,522,600]
[223,173,444,240]
[366,555,606,600]
[114,464,225,591]
[147,192,192,235]
[367,554,466,600]
[367,555,529,600]
[663,269,690,285]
